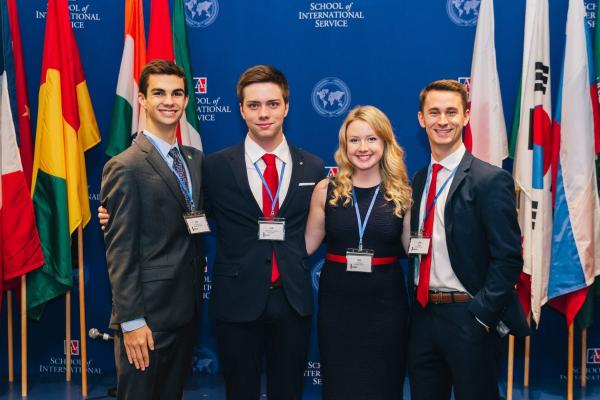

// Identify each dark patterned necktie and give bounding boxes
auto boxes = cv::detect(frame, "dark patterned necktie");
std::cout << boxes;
[168,147,190,204]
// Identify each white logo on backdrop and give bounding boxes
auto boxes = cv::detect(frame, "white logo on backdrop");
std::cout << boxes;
[446,0,480,27]
[185,0,219,28]
[311,78,351,118]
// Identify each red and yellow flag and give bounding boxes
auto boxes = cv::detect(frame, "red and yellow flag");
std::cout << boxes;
[28,0,101,318]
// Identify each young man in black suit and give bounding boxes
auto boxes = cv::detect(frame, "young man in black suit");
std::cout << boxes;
[203,65,324,400]
[101,60,205,399]
[407,79,529,400]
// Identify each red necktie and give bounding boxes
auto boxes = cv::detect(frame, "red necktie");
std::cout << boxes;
[262,154,280,283]
[416,163,443,308]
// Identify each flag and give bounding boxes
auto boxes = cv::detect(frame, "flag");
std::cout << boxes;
[463,0,507,167]
[547,0,600,327]
[1,0,44,301]
[575,0,600,330]
[27,0,101,319]
[137,0,174,133]
[173,0,202,150]
[509,0,552,326]
[105,0,146,157]
[6,0,33,186]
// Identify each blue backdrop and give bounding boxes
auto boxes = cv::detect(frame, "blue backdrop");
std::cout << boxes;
[2,0,600,396]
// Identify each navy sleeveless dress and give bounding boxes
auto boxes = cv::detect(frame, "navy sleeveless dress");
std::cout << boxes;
[318,184,408,400]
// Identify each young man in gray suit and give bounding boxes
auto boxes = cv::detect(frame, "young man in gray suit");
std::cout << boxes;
[101,59,206,400]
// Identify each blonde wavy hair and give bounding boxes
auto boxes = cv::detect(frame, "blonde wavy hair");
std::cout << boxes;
[329,105,412,217]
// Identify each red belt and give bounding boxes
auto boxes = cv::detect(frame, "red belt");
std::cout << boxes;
[325,253,398,265]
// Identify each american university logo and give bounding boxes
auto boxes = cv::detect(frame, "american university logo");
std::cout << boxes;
[185,0,219,28]
[311,78,351,117]
[446,0,480,27]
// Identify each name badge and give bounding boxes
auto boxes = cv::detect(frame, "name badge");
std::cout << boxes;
[184,212,210,234]
[258,218,285,241]
[408,237,431,255]
[346,249,374,273]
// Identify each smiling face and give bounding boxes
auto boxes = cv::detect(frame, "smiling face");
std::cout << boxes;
[418,89,470,160]
[239,82,289,150]
[139,74,188,142]
[345,119,384,174]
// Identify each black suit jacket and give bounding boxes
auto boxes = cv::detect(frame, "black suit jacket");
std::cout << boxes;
[410,151,530,337]
[101,133,205,332]
[204,142,325,322]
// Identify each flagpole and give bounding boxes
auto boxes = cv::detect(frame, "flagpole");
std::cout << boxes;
[568,323,574,400]
[581,328,587,387]
[524,314,531,386]
[78,224,88,396]
[20,276,27,396]
[65,290,71,382]
[7,290,14,382]
[506,334,514,400]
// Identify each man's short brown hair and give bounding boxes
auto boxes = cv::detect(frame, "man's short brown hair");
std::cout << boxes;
[237,65,289,104]
[139,59,188,96]
[419,79,468,113]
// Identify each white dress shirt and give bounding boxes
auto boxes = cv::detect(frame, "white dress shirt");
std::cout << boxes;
[244,135,293,210]
[415,144,468,293]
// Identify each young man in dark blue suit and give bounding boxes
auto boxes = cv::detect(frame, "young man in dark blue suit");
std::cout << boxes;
[407,80,529,400]
[203,66,324,400]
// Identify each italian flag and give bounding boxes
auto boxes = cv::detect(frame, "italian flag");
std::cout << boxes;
[105,0,146,157]
[27,0,101,318]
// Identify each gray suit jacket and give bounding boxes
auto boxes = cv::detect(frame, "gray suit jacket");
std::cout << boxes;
[101,133,205,332]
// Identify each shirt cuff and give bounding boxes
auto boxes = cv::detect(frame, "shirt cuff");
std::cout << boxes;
[121,318,146,332]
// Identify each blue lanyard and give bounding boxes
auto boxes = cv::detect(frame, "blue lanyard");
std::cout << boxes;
[253,158,286,217]
[352,185,380,250]
[419,164,457,234]
[143,134,195,211]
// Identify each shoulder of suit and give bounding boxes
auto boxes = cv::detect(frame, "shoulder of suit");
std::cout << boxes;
[290,145,323,167]
[180,144,204,158]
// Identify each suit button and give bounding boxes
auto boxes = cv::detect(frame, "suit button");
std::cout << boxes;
[266,258,271,263]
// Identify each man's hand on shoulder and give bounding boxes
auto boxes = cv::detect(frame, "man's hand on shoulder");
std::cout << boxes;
[98,205,110,231]
[123,325,155,371]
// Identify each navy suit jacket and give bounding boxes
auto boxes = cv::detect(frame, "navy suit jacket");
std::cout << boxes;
[204,141,325,322]
[410,151,530,337]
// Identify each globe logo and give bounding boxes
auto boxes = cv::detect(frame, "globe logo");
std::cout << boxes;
[311,77,351,118]
[184,0,219,28]
[311,259,324,291]
[192,346,219,374]
[446,0,480,27]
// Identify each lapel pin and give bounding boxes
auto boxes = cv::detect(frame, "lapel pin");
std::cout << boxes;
[299,161,304,165]
[187,155,192,159]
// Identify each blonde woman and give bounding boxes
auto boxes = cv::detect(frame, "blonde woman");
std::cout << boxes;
[305,105,412,399]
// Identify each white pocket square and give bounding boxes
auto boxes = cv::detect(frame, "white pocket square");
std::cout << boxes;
[298,182,316,186]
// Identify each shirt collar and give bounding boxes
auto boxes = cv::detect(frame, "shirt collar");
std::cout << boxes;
[430,143,465,171]
[244,134,290,165]
[143,130,180,159]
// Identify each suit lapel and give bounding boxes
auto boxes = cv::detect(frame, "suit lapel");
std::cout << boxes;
[229,143,263,216]
[444,151,473,234]
[278,146,303,215]
[137,133,189,211]
[411,168,427,234]
[180,146,201,210]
